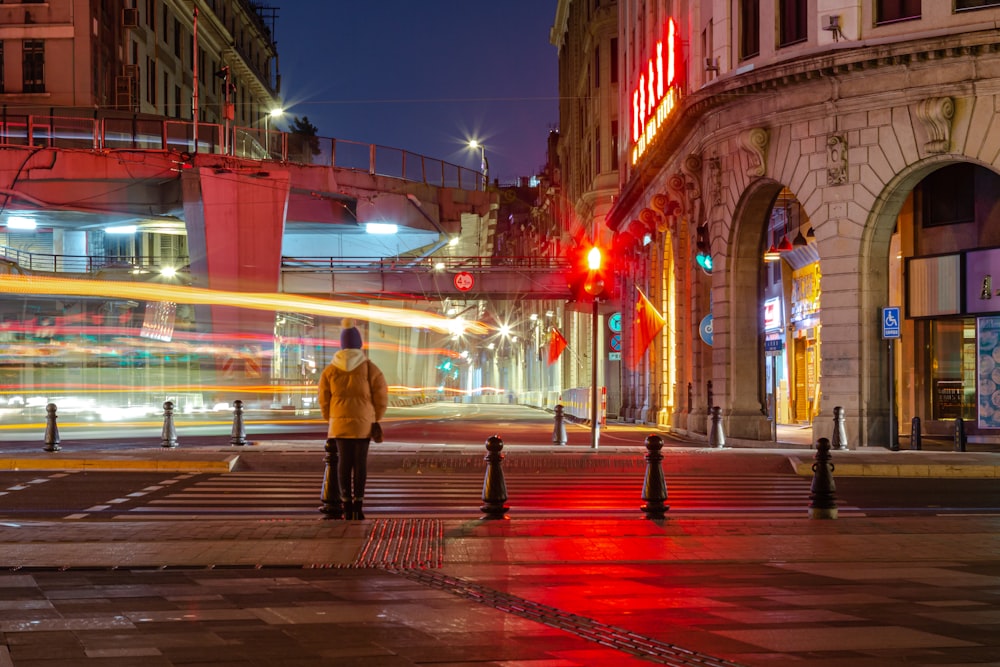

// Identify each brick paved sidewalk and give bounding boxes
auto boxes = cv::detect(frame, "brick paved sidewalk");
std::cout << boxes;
[0,516,997,665]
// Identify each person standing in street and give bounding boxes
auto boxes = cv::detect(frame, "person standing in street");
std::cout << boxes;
[318,319,388,520]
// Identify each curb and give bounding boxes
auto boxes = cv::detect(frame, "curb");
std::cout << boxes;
[0,456,239,473]
[789,456,1000,478]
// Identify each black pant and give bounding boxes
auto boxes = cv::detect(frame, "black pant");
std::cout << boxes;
[334,438,370,501]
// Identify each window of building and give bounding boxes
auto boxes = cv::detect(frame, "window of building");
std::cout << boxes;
[22,40,44,93]
[595,134,601,174]
[162,71,169,116]
[146,0,155,30]
[610,37,618,83]
[739,0,760,60]
[146,57,156,104]
[175,85,182,118]
[594,44,600,88]
[956,0,1000,8]
[611,120,619,171]
[919,163,975,227]
[173,18,181,58]
[0,42,4,94]
[778,0,808,46]
[876,0,921,24]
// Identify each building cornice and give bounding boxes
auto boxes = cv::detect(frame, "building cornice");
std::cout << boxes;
[608,28,1000,230]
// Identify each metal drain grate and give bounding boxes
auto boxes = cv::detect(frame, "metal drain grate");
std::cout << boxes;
[352,518,443,569]
[394,568,749,667]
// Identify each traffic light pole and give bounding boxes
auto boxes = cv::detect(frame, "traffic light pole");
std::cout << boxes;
[591,297,600,449]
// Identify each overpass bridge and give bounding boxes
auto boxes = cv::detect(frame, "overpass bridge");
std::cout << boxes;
[0,112,483,287]
[280,255,572,300]
[0,113,572,305]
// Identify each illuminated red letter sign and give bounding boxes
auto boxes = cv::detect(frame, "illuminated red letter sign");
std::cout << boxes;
[631,17,681,165]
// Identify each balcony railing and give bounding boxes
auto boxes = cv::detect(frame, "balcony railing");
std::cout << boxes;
[0,112,485,191]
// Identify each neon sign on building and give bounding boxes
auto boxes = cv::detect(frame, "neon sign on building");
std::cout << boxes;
[631,17,681,165]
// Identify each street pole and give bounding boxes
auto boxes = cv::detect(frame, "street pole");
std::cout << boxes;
[192,8,199,153]
[591,297,600,449]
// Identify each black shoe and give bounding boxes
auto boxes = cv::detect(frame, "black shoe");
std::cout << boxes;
[354,499,364,520]
[343,500,355,520]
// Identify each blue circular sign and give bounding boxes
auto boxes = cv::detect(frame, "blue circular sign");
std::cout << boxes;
[610,333,622,352]
[699,314,713,346]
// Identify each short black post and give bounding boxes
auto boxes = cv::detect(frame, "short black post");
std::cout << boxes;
[318,440,344,518]
[708,406,726,448]
[954,417,966,452]
[230,399,248,446]
[911,416,922,450]
[43,403,61,452]
[831,406,848,450]
[808,437,838,519]
[552,404,567,446]
[480,435,509,518]
[640,434,669,518]
[161,400,178,448]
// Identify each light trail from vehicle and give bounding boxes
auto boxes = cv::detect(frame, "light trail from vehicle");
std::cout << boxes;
[0,275,490,334]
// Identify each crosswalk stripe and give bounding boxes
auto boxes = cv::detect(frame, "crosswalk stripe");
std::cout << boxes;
[114,472,862,516]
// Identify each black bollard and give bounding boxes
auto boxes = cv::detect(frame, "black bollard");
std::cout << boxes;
[480,435,509,518]
[911,416,922,450]
[318,440,344,518]
[230,399,248,446]
[708,406,726,448]
[640,434,669,518]
[954,417,966,452]
[831,406,848,450]
[552,404,567,446]
[43,403,61,452]
[161,400,179,448]
[808,437,838,519]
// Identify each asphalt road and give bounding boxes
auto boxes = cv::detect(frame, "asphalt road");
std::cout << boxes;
[0,466,996,521]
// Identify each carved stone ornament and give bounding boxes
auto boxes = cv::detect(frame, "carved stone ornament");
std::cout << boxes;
[740,127,769,177]
[681,153,703,202]
[827,135,848,186]
[915,96,955,153]
[708,156,723,206]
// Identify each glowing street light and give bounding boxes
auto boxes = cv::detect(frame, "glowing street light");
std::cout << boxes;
[468,139,490,190]
[264,108,284,155]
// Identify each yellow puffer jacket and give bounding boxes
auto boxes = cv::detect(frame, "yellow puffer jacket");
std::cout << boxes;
[318,349,389,439]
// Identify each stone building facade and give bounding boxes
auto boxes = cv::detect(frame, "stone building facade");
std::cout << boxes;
[605,1,1000,447]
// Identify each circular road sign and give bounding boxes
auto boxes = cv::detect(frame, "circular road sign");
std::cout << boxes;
[454,271,474,292]
[609,311,623,332]
[610,333,622,352]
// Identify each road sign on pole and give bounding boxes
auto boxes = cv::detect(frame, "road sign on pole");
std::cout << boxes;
[882,307,900,339]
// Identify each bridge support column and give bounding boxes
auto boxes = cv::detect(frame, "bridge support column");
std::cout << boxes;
[181,168,290,336]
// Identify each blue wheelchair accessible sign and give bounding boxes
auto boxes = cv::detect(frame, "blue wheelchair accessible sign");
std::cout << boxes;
[882,307,901,339]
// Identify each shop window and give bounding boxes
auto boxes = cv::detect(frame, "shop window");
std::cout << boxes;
[876,0,921,24]
[739,0,760,60]
[929,319,976,420]
[778,0,808,47]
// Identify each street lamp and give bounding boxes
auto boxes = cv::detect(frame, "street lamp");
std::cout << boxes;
[264,108,284,156]
[468,139,489,190]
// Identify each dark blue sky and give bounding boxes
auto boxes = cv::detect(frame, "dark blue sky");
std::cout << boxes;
[274,2,559,184]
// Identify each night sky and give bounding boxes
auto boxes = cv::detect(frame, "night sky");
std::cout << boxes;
[273,1,559,184]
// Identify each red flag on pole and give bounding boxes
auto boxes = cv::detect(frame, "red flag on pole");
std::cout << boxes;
[627,288,666,369]
[547,327,568,365]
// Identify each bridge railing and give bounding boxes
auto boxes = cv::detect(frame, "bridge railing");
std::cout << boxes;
[0,112,483,191]
[280,256,570,273]
[0,245,189,275]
